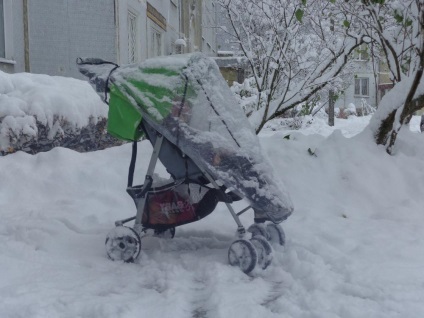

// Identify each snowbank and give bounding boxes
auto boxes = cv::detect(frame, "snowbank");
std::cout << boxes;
[0,71,110,154]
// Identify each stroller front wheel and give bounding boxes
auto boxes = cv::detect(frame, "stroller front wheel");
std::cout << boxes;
[105,226,141,262]
[228,239,257,274]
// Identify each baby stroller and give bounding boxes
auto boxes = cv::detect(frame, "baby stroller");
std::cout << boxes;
[77,53,293,274]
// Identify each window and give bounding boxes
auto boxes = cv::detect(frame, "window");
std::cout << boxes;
[128,10,138,63]
[150,27,162,57]
[355,44,369,61]
[147,3,166,57]
[0,0,13,61]
[0,0,6,58]
[355,78,369,96]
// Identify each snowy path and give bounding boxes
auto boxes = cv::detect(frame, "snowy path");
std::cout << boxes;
[1,122,424,317]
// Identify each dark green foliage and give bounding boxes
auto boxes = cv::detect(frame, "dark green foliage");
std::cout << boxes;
[295,9,304,22]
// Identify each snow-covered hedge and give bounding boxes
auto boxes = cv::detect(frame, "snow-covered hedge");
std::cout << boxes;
[0,71,122,155]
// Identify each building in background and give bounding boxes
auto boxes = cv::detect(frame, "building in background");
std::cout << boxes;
[331,43,400,115]
[0,0,217,78]
[334,45,379,113]
[377,60,394,102]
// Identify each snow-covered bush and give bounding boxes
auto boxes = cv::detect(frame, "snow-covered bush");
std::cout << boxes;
[338,103,357,119]
[358,99,376,116]
[264,115,316,131]
[231,77,261,116]
[0,71,122,155]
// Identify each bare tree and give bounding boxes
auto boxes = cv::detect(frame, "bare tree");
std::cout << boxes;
[217,0,365,134]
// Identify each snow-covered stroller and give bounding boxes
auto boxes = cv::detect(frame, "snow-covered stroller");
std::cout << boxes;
[77,53,293,273]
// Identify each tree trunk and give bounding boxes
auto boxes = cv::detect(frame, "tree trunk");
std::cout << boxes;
[375,109,397,146]
[375,46,424,154]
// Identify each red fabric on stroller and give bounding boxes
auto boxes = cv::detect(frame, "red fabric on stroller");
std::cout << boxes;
[142,182,218,229]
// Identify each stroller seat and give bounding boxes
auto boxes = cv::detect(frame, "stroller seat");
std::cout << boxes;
[141,120,205,183]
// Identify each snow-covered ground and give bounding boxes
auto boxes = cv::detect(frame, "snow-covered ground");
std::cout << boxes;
[1,111,424,317]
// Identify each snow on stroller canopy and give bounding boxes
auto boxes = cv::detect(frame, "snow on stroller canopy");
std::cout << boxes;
[109,53,293,222]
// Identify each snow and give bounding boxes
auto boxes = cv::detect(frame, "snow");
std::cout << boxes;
[175,39,187,47]
[0,70,107,151]
[1,107,424,317]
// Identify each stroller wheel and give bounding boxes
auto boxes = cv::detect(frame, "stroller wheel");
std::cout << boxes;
[247,223,268,239]
[250,235,273,270]
[105,226,141,262]
[266,223,286,246]
[228,239,257,274]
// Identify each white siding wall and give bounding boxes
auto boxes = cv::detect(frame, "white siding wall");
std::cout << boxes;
[28,0,116,79]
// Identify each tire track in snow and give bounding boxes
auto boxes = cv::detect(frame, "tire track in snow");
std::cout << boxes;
[191,275,211,318]
[139,232,285,318]
[139,233,231,318]
[260,281,285,308]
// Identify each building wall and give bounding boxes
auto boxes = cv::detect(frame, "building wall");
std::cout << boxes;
[27,0,116,79]
[335,59,378,111]
[0,0,24,73]
[116,0,146,64]
[181,0,202,53]
[11,0,25,73]
[2,0,216,76]
[202,0,217,55]
[116,0,182,64]
[165,0,182,56]
[147,0,179,58]
[117,0,215,64]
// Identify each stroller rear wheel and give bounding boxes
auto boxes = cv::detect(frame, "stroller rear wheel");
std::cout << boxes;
[105,226,141,262]
[228,239,257,274]
[247,223,268,239]
[266,223,286,246]
[250,235,273,270]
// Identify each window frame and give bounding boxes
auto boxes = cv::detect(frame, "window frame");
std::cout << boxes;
[355,44,369,61]
[127,9,139,64]
[354,77,370,97]
[148,23,163,58]
[0,0,14,63]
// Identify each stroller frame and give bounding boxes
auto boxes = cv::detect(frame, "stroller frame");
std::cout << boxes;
[103,118,287,274]
[114,131,248,238]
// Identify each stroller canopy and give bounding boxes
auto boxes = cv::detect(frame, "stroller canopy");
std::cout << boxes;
[80,53,293,223]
